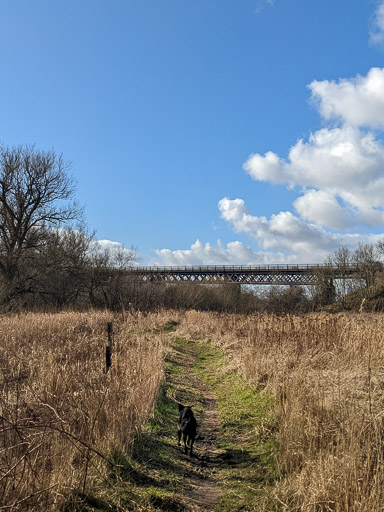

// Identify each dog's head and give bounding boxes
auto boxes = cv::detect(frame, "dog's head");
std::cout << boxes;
[178,403,193,413]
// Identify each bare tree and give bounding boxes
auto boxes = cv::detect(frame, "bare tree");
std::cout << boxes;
[37,228,93,308]
[87,243,138,309]
[352,242,382,295]
[324,247,354,307]
[0,145,80,304]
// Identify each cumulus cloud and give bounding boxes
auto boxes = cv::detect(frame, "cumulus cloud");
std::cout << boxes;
[244,125,384,191]
[152,239,295,266]
[218,198,382,261]
[293,190,356,230]
[229,66,384,256]
[93,239,126,252]
[370,2,384,46]
[243,114,384,230]
[154,64,384,265]
[309,67,384,128]
[91,239,138,264]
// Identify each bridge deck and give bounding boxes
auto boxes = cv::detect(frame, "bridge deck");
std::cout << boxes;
[126,265,356,285]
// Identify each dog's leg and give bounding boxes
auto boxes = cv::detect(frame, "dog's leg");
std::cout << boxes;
[177,426,181,446]
[183,434,188,454]
[189,438,194,456]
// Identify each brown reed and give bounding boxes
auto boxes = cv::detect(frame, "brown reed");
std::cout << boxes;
[177,310,384,511]
[0,310,171,510]
[3,308,384,511]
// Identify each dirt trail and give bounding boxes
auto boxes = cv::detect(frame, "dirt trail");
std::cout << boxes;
[182,366,222,509]
[172,343,223,511]
[131,336,275,511]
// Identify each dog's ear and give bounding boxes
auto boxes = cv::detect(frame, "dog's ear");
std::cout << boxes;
[178,403,185,412]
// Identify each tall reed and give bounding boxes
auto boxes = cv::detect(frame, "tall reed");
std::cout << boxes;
[178,310,384,511]
[0,310,170,510]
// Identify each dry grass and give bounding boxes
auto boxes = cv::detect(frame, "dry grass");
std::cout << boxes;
[3,308,384,511]
[0,310,173,511]
[177,310,384,511]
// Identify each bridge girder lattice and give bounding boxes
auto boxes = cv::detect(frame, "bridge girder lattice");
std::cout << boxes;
[125,265,354,286]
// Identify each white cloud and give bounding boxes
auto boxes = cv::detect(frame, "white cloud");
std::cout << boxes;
[243,123,384,230]
[309,67,384,128]
[293,190,356,230]
[154,64,384,265]
[94,240,126,252]
[244,125,384,191]
[254,0,275,14]
[152,239,295,266]
[91,239,138,263]
[243,151,284,183]
[370,2,384,46]
[218,198,382,261]
[235,66,384,254]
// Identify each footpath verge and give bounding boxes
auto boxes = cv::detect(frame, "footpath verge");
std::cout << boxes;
[112,334,278,511]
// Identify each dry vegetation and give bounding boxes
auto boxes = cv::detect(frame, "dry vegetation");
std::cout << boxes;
[2,308,384,511]
[0,310,171,511]
[177,310,384,511]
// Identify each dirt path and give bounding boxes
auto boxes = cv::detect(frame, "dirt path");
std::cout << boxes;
[129,336,276,511]
[178,352,223,510]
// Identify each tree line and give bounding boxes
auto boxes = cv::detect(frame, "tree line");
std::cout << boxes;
[1,143,384,313]
[0,144,137,310]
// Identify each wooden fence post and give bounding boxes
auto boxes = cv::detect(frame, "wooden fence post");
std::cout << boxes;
[105,322,113,373]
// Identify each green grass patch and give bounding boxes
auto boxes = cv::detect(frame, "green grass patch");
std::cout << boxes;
[162,320,179,332]
[97,338,206,511]
[193,342,279,511]
[81,337,279,511]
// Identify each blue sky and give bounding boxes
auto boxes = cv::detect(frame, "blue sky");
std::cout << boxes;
[1,0,384,264]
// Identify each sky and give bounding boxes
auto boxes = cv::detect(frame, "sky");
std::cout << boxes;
[1,0,384,265]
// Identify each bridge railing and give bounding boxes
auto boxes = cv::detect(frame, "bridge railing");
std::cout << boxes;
[127,264,358,272]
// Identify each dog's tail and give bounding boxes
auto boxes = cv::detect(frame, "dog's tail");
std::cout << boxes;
[165,391,179,404]
[166,392,198,412]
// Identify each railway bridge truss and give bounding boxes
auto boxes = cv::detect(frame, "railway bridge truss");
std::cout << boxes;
[126,265,356,286]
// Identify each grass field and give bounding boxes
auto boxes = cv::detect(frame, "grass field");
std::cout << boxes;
[1,309,384,511]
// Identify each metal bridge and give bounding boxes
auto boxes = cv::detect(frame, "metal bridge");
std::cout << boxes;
[126,264,356,286]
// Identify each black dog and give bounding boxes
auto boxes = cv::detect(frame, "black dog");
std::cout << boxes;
[177,404,197,456]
